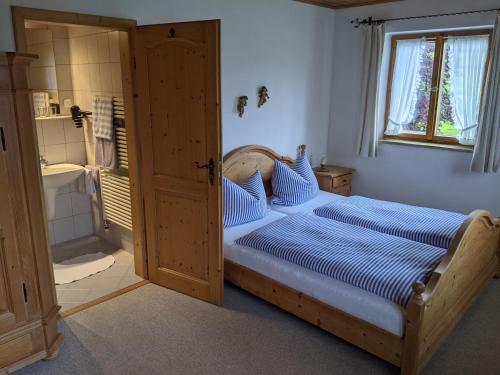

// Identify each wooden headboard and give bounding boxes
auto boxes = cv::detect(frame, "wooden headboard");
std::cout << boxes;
[222,145,304,197]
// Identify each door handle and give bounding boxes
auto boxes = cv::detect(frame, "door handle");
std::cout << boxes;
[195,158,215,185]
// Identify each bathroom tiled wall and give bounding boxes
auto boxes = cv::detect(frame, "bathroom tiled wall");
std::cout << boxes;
[26,28,59,107]
[65,27,123,166]
[29,24,126,248]
[36,117,93,245]
[37,118,86,165]
[26,26,122,117]
[67,28,123,112]
[48,180,94,245]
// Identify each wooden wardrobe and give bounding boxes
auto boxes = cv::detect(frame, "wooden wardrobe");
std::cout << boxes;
[0,52,62,373]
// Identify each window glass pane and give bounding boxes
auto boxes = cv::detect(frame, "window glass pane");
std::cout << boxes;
[436,42,458,137]
[436,35,489,141]
[386,39,435,136]
[406,40,435,135]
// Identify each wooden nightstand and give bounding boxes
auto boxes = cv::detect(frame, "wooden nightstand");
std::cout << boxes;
[314,165,354,196]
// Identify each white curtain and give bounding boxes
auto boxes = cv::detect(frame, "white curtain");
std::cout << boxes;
[384,38,424,135]
[471,15,500,173]
[358,23,385,158]
[448,35,489,145]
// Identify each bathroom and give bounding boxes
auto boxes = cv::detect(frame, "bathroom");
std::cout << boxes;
[25,20,143,314]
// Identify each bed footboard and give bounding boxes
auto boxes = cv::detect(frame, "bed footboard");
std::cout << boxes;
[401,210,500,375]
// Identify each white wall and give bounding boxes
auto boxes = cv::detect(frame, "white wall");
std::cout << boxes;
[0,0,335,164]
[328,0,500,216]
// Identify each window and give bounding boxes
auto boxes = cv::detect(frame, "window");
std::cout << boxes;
[384,30,492,146]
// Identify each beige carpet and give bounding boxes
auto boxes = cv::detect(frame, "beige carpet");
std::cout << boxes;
[17,281,500,375]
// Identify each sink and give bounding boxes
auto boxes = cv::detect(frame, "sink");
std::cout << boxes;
[41,164,85,220]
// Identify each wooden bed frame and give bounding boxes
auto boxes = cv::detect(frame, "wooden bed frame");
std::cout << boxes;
[222,145,500,375]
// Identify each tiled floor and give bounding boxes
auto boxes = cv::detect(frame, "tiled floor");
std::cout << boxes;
[53,236,143,312]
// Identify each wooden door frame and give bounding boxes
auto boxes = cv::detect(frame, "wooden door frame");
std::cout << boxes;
[11,6,148,279]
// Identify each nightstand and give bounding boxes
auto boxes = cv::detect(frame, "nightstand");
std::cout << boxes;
[314,165,354,196]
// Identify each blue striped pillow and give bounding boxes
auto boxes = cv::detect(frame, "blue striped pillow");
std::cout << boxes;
[271,154,319,206]
[223,171,268,228]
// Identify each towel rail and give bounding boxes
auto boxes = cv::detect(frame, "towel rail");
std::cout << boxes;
[95,96,133,231]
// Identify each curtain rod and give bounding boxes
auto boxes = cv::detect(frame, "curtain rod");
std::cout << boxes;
[351,7,500,28]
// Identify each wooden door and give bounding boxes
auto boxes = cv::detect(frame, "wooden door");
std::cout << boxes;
[134,21,223,304]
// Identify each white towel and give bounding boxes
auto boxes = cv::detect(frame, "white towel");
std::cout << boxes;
[92,96,114,140]
[83,166,100,194]
[95,137,118,170]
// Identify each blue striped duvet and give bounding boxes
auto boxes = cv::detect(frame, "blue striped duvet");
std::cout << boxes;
[314,196,466,249]
[236,213,446,306]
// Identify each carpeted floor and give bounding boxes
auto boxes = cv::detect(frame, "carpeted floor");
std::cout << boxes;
[17,281,500,375]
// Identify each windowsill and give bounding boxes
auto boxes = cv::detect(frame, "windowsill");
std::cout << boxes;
[379,139,473,153]
[35,115,72,121]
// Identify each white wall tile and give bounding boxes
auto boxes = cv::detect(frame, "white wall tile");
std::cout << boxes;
[108,31,120,63]
[47,67,58,90]
[29,42,55,67]
[68,27,95,38]
[30,66,57,91]
[26,29,53,45]
[86,35,100,64]
[70,179,79,193]
[54,193,73,219]
[49,26,69,39]
[66,142,86,164]
[53,217,75,244]
[80,93,92,113]
[73,213,93,238]
[57,183,72,195]
[69,37,88,65]
[71,192,91,215]
[110,63,122,94]
[38,145,45,159]
[75,175,86,193]
[70,64,81,90]
[63,118,85,142]
[56,65,73,91]
[45,144,67,164]
[73,90,84,107]
[99,63,113,92]
[88,63,101,92]
[97,33,110,63]
[53,38,70,65]
[42,119,65,145]
[78,64,91,92]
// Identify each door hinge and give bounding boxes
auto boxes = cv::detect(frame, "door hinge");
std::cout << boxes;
[0,126,5,151]
[22,282,28,303]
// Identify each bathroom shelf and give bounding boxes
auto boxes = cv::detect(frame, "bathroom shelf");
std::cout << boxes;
[35,115,73,121]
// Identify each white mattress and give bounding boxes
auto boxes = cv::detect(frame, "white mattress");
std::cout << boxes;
[224,211,405,336]
[269,190,342,215]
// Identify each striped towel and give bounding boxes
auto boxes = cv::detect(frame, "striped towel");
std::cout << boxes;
[236,213,446,307]
[92,96,114,140]
[313,196,466,249]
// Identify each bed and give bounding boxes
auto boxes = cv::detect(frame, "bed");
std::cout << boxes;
[271,191,466,249]
[222,145,500,375]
